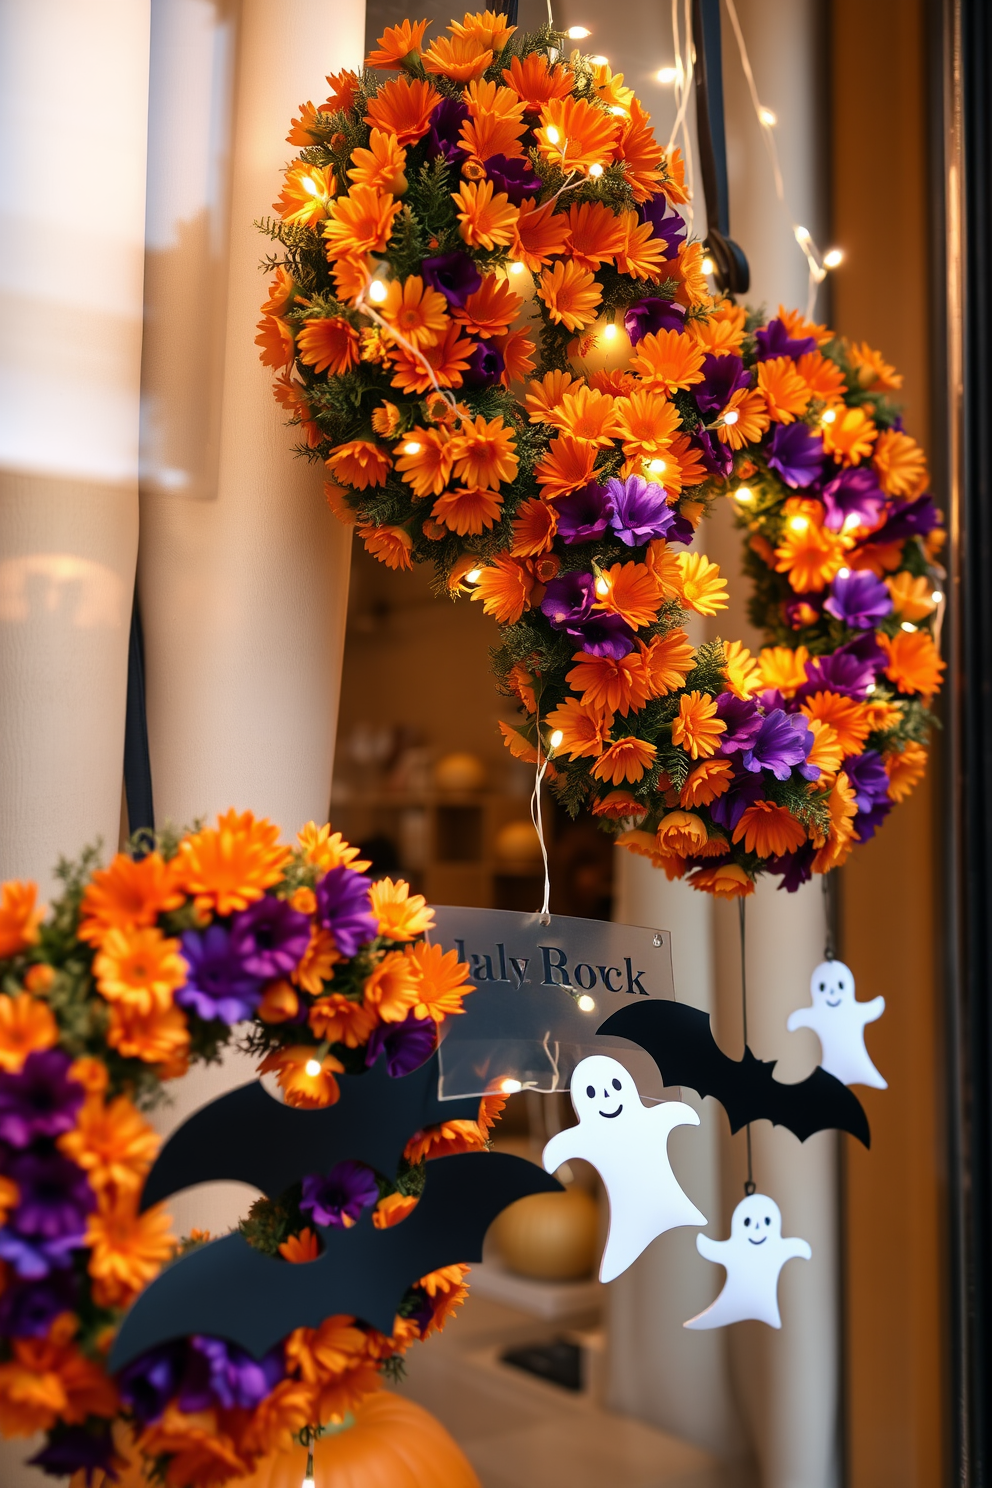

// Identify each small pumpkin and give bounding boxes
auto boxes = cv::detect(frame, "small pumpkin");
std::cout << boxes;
[239,1392,480,1488]
[492,1185,601,1281]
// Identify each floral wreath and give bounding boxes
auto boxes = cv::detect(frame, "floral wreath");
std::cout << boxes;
[0,813,496,1486]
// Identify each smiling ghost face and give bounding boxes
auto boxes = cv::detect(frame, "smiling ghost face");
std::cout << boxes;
[570,1055,632,1125]
[730,1193,783,1246]
[810,958,854,1011]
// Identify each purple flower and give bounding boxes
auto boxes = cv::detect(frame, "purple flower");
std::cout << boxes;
[741,709,817,781]
[864,494,939,546]
[0,1229,79,1279]
[0,1050,84,1149]
[300,1160,379,1228]
[366,1011,437,1077]
[118,1342,185,1424]
[177,925,263,1024]
[709,769,764,833]
[754,317,817,361]
[767,423,825,489]
[768,843,816,892]
[229,897,310,979]
[844,750,891,817]
[639,196,686,254]
[695,354,750,415]
[824,569,893,629]
[797,633,885,701]
[180,1336,284,1413]
[484,152,539,204]
[462,339,504,388]
[8,1149,94,1241]
[314,866,376,956]
[0,1272,77,1337]
[556,482,611,545]
[692,429,734,479]
[422,251,481,309]
[623,296,685,345]
[604,475,676,545]
[821,467,886,532]
[29,1422,118,1487]
[715,694,763,754]
[571,613,637,658]
[426,98,469,167]
[541,572,594,628]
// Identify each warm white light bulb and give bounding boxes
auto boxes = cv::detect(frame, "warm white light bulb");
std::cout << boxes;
[594,576,610,596]
[701,255,715,275]
[901,621,918,633]
[932,590,944,603]
[590,54,609,64]
[545,124,561,144]
[465,567,482,583]
[723,409,739,426]
[646,458,666,474]
[509,261,526,274]
[550,729,564,749]
[500,1077,523,1094]
[823,248,844,269]
[302,1477,315,1488]
[588,162,604,178]
[758,107,777,127]
[788,515,809,533]
[302,176,322,197]
[305,1059,322,1078]
[577,994,596,1012]
[602,322,617,339]
[821,407,837,425]
[794,224,811,243]
[734,486,753,503]
[368,279,388,303]
[610,105,627,116]
[402,441,422,455]
[567,24,591,38]
[656,66,678,84]
[866,682,877,694]
[838,566,851,578]
[843,513,861,532]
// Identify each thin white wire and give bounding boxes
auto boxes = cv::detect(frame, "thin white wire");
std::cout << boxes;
[530,719,553,925]
[355,278,460,413]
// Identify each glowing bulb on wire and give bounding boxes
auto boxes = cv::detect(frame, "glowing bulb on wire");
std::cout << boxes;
[368,279,388,303]
[823,248,844,269]
[595,576,610,596]
[656,65,678,84]
[701,256,715,276]
[590,54,609,64]
[302,176,323,197]
[734,486,754,503]
[602,322,617,340]
[589,162,604,178]
[509,261,526,274]
[550,729,565,749]
[646,458,666,474]
[577,995,596,1012]
[723,409,739,426]
[821,407,837,425]
[932,590,944,603]
[788,515,809,533]
[305,1060,322,1078]
[403,441,422,455]
[566,25,591,38]
[794,225,811,244]
[545,125,561,144]
[758,107,777,127]
[466,567,482,583]
[866,682,877,694]
[501,1077,523,1094]
[901,621,918,633]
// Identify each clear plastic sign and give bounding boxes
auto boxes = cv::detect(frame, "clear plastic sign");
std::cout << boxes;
[430,907,675,1099]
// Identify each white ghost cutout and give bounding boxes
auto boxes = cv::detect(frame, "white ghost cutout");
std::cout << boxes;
[542,1054,705,1283]
[684,1193,811,1330]
[787,958,886,1089]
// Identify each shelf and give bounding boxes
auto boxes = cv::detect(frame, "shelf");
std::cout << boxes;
[467,1258,604,1322]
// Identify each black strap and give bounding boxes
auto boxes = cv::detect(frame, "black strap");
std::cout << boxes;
[692,0,749,295]
[123,590,155,836]
[492,0,519,22]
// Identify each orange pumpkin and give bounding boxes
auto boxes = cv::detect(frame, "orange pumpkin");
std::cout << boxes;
[239,1392,480,1488]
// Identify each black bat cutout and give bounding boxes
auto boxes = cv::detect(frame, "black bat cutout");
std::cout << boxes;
[598,1000,870,1147]
[111,1152,561,1369]
[139,1051,482,1212]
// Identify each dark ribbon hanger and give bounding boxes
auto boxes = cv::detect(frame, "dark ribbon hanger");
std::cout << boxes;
[692,0,749,294]
[123,592,155,837]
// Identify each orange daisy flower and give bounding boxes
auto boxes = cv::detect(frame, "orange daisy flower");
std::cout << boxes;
[758,644,810,695]
[671,691,726,759]
[536,95,619,172]
[273,373,320,447]
[459,84,527,163]
[525,370,577,422]
[886,572,937,621]
[274,163,335,226]
[380,275,449,350]
[0,1314,119,1437]
[545,697,611,758]
[689,863,754,898]
[502,51,574,108]
[286,102,333,148]
[812,772,858,872]
[800,691,873,755]
[591,736,657,786]
[665,431,710,490]
[757,356,811,424]
[878,628,945,697]
[618,829,685,877]
[716,386,770,448]
[366,18,430,68]
[656,811,708,857]
[333,253,374,306]
[733,801,807,857]
[258,981,300,1023]
[673,240,711,306]
[690,299,747,354]
[596,562,664,628]
[884,741,928,803]
[454,274,523,337]
[592,791,648,821]
[327,439,391,490]
[258,1045,344,1109]
[566,649,653,718]
[348,129,408,195]
[451,413,518,489]
[511,199,571,272]
[511,497,558,556]
[806,718,844,779]
[494,324,537,385]
[614,211,670,279]
[106,1002,190,1072]
[359,524,413,571]
[546,385,624,447]
[324,67,361,111]
[389,319,475,394]
[298,823,371,874]
[680,758,734,808]
[472,555,535,622]
[174,810,290,916]
[614,388,681,459]
[499,721,544,766]
[450,11,516,50]
[779,304,832,345]
[93,926,185,1018]
[255,314,295,369]
[796,350,847,404]
[432,486,503,535]
[374,1192,418,1229]
[564,201,627,271]
[452,178,518,249]
[848,340,903,392]
[394,426,455,496]
[77,853,181,946]
[279,1228,322,1262]
[403,940,472,1020]
[291,925,340,994]
[308,992,379,1048]
[821,406,877,466]
[537,261,602,332]
[260,266,296,315]
[59,1094,159,1199]
[365,76,441,143]
[774,512,847,592]
[722,638,763,699]
[671,551,728,615]
[614,100,666,202]
[631,329,706,394]
[642,628,696,696]
[423,31,492,82]
[0,993,57,1073]
[323,185,401,258]
[296,317,361,375]
[872,428,928,497]
[370,877,433,940]
[363,950,420,1023]
[86,1194,175,1308]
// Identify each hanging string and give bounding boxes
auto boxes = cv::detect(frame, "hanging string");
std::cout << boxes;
[738,897,755,1196]
[822,873,836,961]
[531,713,553,925]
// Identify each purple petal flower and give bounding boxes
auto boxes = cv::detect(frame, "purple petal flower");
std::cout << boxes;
[0,1271,77,1337]
[462,339,504,388]
[820,466,886,532]
[695,354,750,415]
[863,494,939,546]
[570,613,637,658]
[177,925,263,1024]
[28,1422,118,1487]
[180,1337,284,1413]
[692,429,734,479]
[8,1149,94,1240]
[0,1229,79,1279]
[754,317,817,361]
[767,423,825,489]
[541,572,595,628]
[715,694,763,754]
[824,569,893,629]
[638,196,686,254]
[426,97,469,167]
[422,251,481,309]
[300,1160,379,1229]
[709,769,764,832]
[768,843,816,892]
[118,1342,186,1424]
[796,633,885,701]
[366,1011,437,1077]
[843,750,892,817]
[555,482,611,545]
[484,152,539,204]
[229,897,310,979]
[623,296,685,346]
[314,866,377,957]
[741,709,815,780]
[0,1050,84,1150]
[604,475,676,545]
